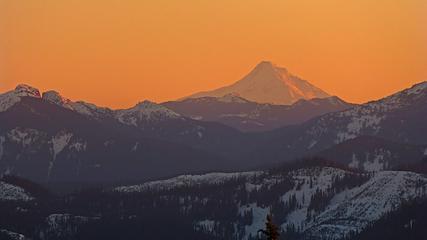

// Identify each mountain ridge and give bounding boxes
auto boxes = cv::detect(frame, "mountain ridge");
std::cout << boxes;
[247,80,427,166]
[164,94,355,131]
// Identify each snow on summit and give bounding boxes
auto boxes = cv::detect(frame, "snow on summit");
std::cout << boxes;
[42,90,113,118]
[115,100,182,126]
[301,80,427,145]
[185,61,330,105]
[42,91,74,109]
[0,84,41,112]
[14,84,41,98]
[0,84,112,118]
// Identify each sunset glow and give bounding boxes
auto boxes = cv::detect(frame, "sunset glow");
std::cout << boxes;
[1,0,426,108]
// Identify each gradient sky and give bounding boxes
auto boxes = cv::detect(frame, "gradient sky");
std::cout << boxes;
[1,0,426,108]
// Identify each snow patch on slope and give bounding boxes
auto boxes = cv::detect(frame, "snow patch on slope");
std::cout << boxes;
[51,132,73,160]
[7,128,43,148]
[0,229,26,240]
[195,219,216,232]
[362,154,386,172]
[239,203,270,239]
[0,181,33,201]
[348,154,360,169]
[46,214,89,229]
[335,112,384,143]
[48,131,73,179]
[131,142,139,152]
[44,214,96,238]
[280,167,348,229]
[308,140,317,149]
[0,91,20,112]
[304,171,427,239]
[348,150,391,172]
[69,141,87,152]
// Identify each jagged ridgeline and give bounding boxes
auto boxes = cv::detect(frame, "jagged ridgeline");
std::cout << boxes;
[1,159,426,240]
[1,81,427,187]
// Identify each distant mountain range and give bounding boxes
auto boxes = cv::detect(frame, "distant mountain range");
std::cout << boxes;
[0,85,237,184]
[164,94,354,131]
[1,62,427,240]
[184,61,330,105]
[0,65,426,185]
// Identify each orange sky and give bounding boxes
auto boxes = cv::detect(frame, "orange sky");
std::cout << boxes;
[1,0,426,108]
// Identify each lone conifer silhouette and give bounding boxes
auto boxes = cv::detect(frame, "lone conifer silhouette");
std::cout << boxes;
[258,214,280,240]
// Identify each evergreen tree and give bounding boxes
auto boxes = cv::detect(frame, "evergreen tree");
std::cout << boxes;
[258,214,280,240]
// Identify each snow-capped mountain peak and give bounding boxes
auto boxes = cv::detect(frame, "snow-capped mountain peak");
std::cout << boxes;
[132,100,182,116]
[0,84,41,112]
[41,90,112,118]
[14,84,41,98]
[184,61,330,105]
[42,90,73,109]
[116,100,182,126]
